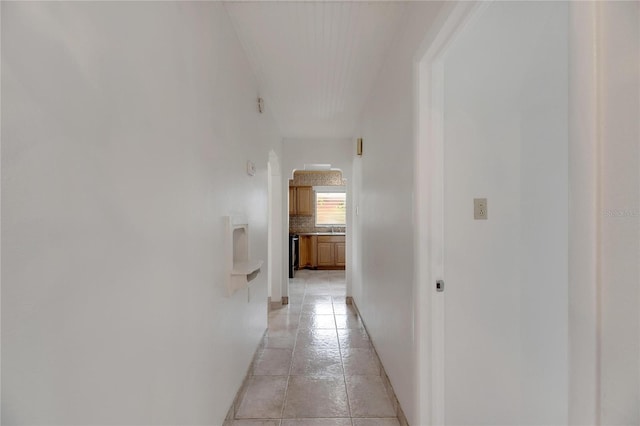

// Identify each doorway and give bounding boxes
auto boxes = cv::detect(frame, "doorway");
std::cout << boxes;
[287,169,347,283]
[268,149,283,308]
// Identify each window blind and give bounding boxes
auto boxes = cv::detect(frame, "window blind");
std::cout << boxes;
[315,192,346,225]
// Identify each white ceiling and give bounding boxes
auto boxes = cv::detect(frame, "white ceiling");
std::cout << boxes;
[224,1,408,139]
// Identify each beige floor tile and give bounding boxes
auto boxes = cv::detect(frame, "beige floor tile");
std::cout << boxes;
[337,330,370,349]
[305,286,332,294]
[345,376,395,418]
[232,421,282,426]
[299,314,336,329]
[332,305,358,317]
[352,419,400,426]
[301,303,334,315]
[254,348,293,376]
[331,300,351,312]
[263,335,296,350]
[283,376,349,418]
[287,297,305,305]
[303,295,333,303]
[342,348,380,376]
[269,314,300,328]
[296,329,340,349]
[296,327,339,339]
[236,376,288,419]
[267,327,299,339]
[290,346,343,376]
[269,308,294,317]
[331,305,349,315]
[334,314,364,330]
[281,419,352,426]
[231,271,402,424]
[282,304,303,314]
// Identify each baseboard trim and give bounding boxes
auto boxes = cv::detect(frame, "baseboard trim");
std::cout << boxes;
[351,298,410,426]
[268,297,283,312]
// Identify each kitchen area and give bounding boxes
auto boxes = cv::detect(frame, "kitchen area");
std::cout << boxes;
[288,169,346,278]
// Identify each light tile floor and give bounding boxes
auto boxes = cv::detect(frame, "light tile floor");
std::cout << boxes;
[230,270,400,426]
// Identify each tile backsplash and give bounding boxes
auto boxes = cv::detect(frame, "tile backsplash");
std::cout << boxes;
[290,215,346,234]
[289,170,346,187]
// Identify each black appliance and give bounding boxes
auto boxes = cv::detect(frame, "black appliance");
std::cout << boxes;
[289,234,299,278]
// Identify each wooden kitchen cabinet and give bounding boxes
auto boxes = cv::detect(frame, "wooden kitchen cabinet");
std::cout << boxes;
[289,186,313,216]
[335,242,346,266]
[298,235,318,269]
[296,186,313,216]
[289,187,296,215]
[317,235,345,269]
[317,242,334,267]
[299,235,310,268]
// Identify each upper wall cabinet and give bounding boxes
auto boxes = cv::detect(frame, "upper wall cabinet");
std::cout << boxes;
[290,186,313,216]
[289,187,296,216]
[296,186,313,216]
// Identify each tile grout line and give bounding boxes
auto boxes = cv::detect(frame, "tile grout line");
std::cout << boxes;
[280,277,306,422]
[335,298,356,423]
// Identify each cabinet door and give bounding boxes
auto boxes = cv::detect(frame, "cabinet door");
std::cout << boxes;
[317,242,334,267]
[289,187,296,215]
[299,236,310,268]
[310,235,318,267]
[335,242,346,266]
[296,186,313,216]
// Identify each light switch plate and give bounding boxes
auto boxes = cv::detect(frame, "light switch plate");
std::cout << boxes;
[474,198,487,220]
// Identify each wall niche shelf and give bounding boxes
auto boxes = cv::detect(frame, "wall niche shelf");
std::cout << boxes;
[226,215,262,296]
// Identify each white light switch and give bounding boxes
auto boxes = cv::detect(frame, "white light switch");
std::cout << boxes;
[474,198,487,220]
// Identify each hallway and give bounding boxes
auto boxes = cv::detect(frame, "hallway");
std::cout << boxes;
[2,1,639,424]
[227,271,401,426]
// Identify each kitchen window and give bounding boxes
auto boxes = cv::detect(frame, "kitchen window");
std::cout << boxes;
[315,192,346,226]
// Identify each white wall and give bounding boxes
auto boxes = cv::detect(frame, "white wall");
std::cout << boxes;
[568,2,600,423]
[598,2,640,424]
[1,2,282,424]
[281,138,353,299]
[355,3,444,424]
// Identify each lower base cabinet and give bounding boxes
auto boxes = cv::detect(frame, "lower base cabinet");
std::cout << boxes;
[335,242,345,266]
[317,235,345,269]
[297,234,345,270]
[317,242,334,267]
[299,235,316,268]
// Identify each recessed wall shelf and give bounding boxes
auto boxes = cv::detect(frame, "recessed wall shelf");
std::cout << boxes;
[226,215,263,296]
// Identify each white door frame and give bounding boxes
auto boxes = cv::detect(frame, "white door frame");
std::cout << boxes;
[268,149,283,306]
[283,167,351,302]
[413,3,488,425]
